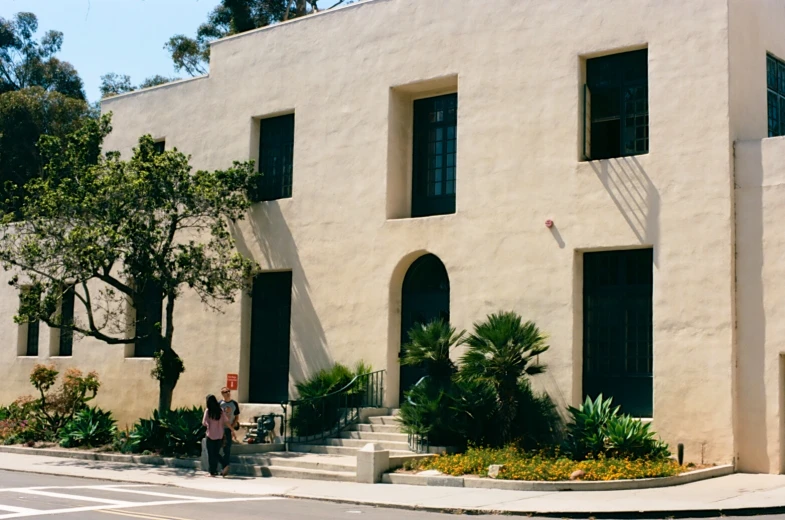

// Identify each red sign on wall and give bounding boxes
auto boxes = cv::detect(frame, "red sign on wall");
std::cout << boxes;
[226,374,238,391]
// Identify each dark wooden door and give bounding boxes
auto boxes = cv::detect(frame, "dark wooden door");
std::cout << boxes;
[583,249,653,417]
[249,271,292,404]
[400,254,450,402]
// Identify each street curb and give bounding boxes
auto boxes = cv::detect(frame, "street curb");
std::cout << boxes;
[383,464,734,491]
[271,493,785,518]
[0,445,201,470]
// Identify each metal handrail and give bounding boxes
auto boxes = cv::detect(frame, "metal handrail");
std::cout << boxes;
[405,376,431,453]
[285,369,385,447]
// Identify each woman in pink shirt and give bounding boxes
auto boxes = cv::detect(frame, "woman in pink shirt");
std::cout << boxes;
[203,394,234,476]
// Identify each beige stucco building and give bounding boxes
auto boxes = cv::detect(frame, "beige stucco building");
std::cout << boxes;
[2,0,785,473]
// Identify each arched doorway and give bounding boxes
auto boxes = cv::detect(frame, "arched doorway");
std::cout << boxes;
[399,254,450,402]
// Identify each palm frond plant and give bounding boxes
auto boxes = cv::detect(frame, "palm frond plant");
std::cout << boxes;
[401,319,465,387]
[459,311,549,445]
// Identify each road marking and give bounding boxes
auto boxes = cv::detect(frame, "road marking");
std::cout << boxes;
[92,487,209,501]
[0,496,282,519]
[11,489,133,505]
[0,507,37,515]
[101,509,195,520]
[0,485,151,493]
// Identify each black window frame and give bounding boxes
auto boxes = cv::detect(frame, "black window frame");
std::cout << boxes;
[253,113,295,202]
[58,285,75,357]
[411,93,457,218]
[767,53,785,137]
[153,140,166,154]
[584,49,649,160]
[134,280,163,358]
[20,292,39,357]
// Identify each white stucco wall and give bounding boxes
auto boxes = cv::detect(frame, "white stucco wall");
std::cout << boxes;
[0,0,746,468]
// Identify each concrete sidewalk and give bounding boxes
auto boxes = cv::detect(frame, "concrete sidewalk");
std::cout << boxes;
[1,451,785,517]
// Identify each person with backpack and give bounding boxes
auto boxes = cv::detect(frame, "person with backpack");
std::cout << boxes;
[219,387,241,472]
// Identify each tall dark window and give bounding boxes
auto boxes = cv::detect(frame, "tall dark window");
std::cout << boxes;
[412,93,457,217]
[584,49,649,160]
[153,140,166,154]
[134,281,163,358]
[768,53,785,137]
[249,272,292,403]
[58,285,75,357]
[254,114,294,201]
[20,293,39,357]
[583,248,653,417]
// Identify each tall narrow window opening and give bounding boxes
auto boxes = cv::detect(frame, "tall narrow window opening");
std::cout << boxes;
[768,53,785,137]
[412,93,457,217]
[134,281,163,358]
[254,114,295,201]
[58,285,75,356]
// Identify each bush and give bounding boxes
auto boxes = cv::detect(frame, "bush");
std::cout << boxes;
[0,398,37,445]
[129,406,205,457]
[290,362,371,437]
[25,365,101,440]
[407,445,681,481]
[59,407,117,448]
[399,378,562,450]
[563,395,669,460]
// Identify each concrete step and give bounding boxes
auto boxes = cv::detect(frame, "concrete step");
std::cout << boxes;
[345,423,402,434]
[233,452,356,473]
[367,416,401,426]
[339,431,409,442]
[288,443,415,457]
[322,438,411,450]
[257,465,356,482]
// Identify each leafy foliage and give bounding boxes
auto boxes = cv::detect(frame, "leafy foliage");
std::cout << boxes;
[0,87,92,217]
[406,445,681,481]
[129,407,206,457]
[0,114,259,411]
[563,395,669,460]
[27,365,100,437]
[0,399,36,445]
[59,407,117,448]
[0,12,84,98]
[459,311,549,444]
[165,0,352,76]
[99,73,179,99]
[401,319,464,386]
[290,362,371,436]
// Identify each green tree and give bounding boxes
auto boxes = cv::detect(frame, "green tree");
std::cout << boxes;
[0,12,85,99]
[459,311,549,445]
[0,115,259,412]
[99,73,179,99]
[0,87,92,216]
[165,0,351,76]
[400,319,464,387]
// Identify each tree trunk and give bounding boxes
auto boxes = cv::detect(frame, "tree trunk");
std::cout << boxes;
[159,378,175,413]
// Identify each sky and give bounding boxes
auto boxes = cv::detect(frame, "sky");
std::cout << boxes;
[1,0,337,102]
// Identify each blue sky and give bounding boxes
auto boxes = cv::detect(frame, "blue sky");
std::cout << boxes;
[1,0,338,102]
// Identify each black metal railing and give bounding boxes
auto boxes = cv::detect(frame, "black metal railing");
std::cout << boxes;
[405,376,431,453]
[284,370,385,446]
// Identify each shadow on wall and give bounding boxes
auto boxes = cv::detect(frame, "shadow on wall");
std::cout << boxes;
[590,157,660,266]
[735,141,768,472]
[232,203,332,396]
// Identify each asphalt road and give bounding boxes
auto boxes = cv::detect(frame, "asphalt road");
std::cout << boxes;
[0,470,782,520]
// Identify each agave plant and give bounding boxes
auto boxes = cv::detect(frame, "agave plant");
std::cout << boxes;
[563,394,619,459]
[59,407,116,448]
[459,311,549,445]
[401,319,465,386]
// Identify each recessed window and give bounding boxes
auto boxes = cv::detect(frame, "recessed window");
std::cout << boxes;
[584,49,649,160]
[153,140,165,154]
[767,53,785,137]
[412,93,457,217]
[58,285,75,357]
[253,114,294,202]
[19,292,39,357]
[134,281,163,358]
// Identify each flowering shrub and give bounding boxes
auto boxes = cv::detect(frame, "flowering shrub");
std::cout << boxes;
[405,446,681,481]
[0,398,36,445]
[29,365,101,437]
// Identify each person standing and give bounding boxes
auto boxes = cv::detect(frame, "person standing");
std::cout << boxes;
[219,387,241,473]
[202,394,233,477]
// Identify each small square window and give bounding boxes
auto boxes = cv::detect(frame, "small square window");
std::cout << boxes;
[767,54,785,137]
[583,49,649,160]
[252,114,294,202]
